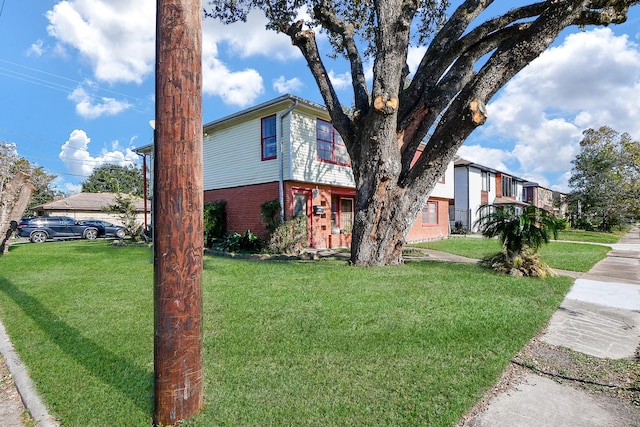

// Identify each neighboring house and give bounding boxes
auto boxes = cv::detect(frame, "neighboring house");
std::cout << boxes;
[523,182,554,212]
[138,94,454,248]
[31,192,148,226]
[453,158,528,232]
[523,182,569,219]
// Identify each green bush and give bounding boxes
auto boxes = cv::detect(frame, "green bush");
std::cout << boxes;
[213,230,265,253]
[204,201,227,247]
[269,215,308,254]
[261,199,282,234]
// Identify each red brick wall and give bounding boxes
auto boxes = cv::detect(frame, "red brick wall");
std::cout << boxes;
[406,197,451,242]
[204,182,279,239]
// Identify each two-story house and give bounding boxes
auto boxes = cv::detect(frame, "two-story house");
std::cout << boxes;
[453,158,528,232]
[524,182,569,219]
[138,94,454,249]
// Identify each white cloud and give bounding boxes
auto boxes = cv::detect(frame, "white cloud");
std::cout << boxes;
[204,10,300,61]
[407,46,426,75]
[68,86,131,119]
[456,145,515,175]
[46,0,156,84]
[27,40,45,57]
[202,56,264,106]
[44,3,302,107]
[273,76,303,94]
[469,28,640,191]
[59,129,139,177]
[328,70,351,90]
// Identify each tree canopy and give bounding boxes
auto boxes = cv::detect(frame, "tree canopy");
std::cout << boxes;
[568,126,640,231]
[0,142,60,216]
[207,0,639,266]
[82,164,144,197]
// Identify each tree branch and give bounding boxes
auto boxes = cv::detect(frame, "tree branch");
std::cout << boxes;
[313,1,370,114]
[284,20,352,139]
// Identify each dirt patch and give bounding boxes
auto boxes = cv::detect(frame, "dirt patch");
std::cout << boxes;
[457,338,640,426]
[0,354,32,426]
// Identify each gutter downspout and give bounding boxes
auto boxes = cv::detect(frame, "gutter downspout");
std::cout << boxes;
[278,99,298,223]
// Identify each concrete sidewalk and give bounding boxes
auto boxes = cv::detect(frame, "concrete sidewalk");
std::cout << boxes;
[459,227,640,426]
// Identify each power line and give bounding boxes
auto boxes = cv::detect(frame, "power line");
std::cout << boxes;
[0,58,149,105]
[0,0,6,18]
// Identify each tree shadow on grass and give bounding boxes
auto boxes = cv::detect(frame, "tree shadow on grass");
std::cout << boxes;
[0,277,153,415]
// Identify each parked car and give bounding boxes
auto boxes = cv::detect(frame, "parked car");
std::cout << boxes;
[17,216,104,243]
[77,219,126,239]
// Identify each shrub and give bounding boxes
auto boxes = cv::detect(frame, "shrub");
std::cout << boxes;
[204,201,227,247]
[269,215,308,254]
[213,230,265,253]
[261,199,282,234]
[102,193,146,242]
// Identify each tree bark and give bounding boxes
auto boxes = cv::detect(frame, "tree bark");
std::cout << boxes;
[0,172,34,254]
[153,0,204,424]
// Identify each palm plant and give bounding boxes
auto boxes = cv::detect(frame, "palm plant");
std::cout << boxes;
[475,205,559,277]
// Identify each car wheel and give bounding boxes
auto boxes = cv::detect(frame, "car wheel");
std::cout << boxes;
[30,231,47,243]
[84,228,98,240]
[116,229,126,239]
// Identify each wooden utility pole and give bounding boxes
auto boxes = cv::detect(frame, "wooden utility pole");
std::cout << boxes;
[154,0,203,425]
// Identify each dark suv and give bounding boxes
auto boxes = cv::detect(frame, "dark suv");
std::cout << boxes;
[17,216,104,243]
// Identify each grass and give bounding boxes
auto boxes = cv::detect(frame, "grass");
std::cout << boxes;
[410,233,613,272]
[556,228,626,244]
[0,240,576,426]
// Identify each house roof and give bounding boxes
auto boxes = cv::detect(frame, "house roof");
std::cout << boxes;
[34,192,146,212]
[454,157,528,182]
[134,94,327,156]
[493,196,529,206]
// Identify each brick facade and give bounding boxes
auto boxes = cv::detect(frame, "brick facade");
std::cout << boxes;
[204,182,279,239]
[405,197,451,242]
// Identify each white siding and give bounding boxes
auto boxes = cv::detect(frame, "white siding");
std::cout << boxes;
[203,111,283,190]
[431,161,454,199]
[289,111,355,187]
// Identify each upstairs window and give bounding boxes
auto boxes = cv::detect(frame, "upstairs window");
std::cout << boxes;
[316,119,350,165]
[261,115,277,160]
[502,176,513,197]
[482,171,491,191]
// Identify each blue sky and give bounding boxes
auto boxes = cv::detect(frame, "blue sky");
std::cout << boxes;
[1,1,639,194]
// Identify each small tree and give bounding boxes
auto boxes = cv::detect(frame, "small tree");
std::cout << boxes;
[103,193,145,241]
[475,205,558,277]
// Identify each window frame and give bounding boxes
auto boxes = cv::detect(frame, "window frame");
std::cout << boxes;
[502,175,513,197]
[481,171,491,191]
[421,201,438,226]
[331,195,355,233]
[261,114,277,161]
[316,118,350,166]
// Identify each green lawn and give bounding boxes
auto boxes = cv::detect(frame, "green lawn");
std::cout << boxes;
[410,235,612,272]
[556,228,626,244]
[0,241,575,426]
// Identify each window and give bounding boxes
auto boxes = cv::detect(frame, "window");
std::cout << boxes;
[422,201,438,225]
[482,171,491,191]
[316,119,350,165]
[502,175,513,197]
[261,115,277,160]
[293,192,308,217]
